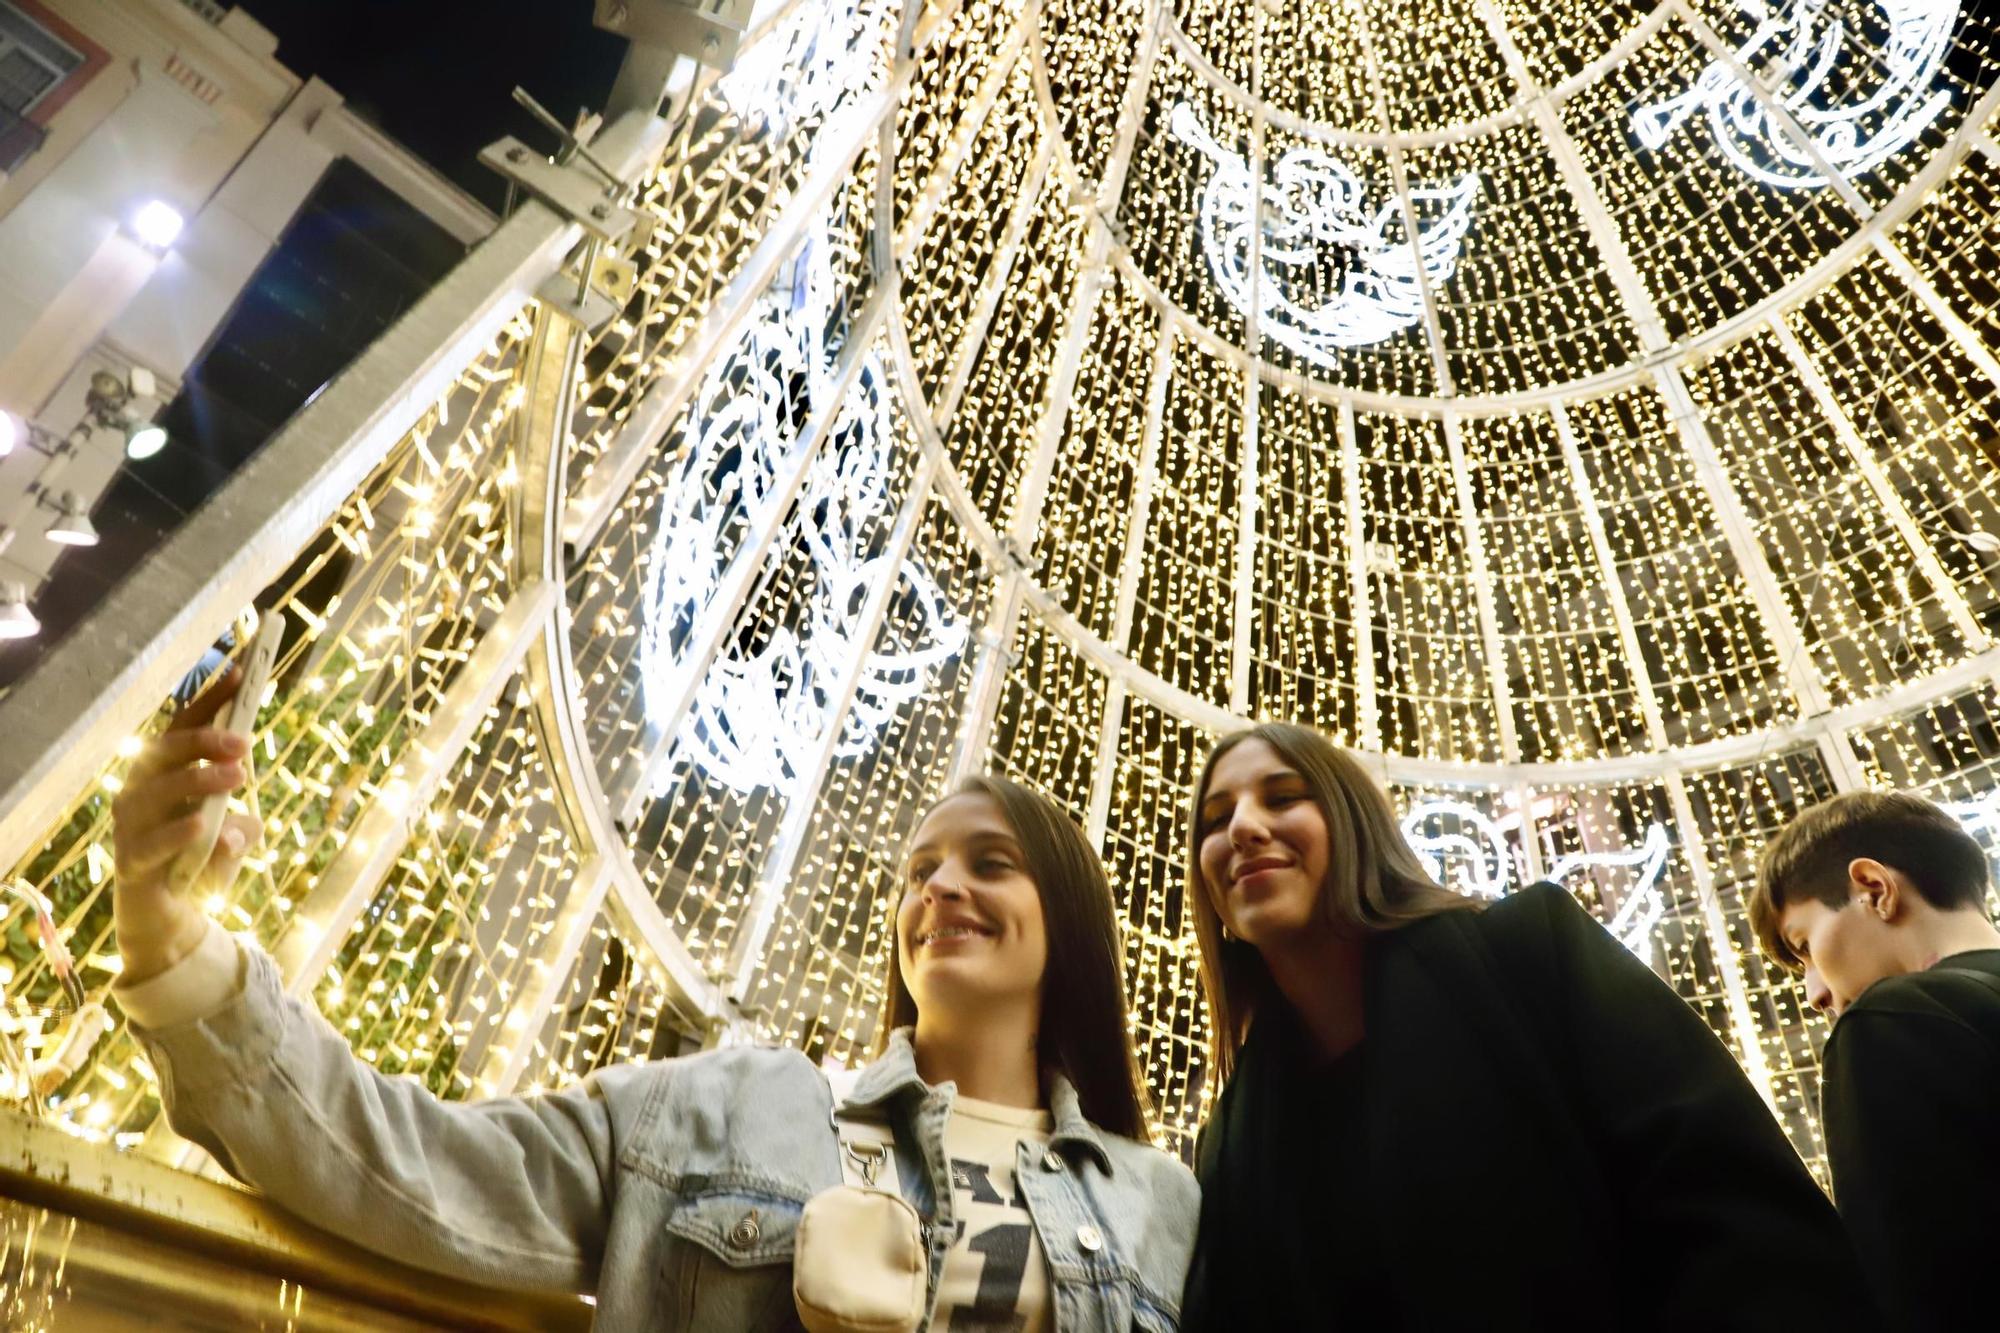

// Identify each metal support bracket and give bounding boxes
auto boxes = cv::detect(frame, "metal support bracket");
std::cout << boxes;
[594,0,755,67]
[478,139,643,243]
[534,249,640,333]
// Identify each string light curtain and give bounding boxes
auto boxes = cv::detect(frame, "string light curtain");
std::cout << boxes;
[3,0,1999,1191]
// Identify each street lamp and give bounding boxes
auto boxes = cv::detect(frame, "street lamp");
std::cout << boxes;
[124,421,168,460]
[40,490,99,547]
[0,583,38,640]
[83,369,168,460]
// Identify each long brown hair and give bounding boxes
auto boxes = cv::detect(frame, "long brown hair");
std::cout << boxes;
[881,775,1151,1140]
[1187,723,1481,1080]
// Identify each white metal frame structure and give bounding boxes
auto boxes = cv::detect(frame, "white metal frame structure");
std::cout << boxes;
[0,0,1997,1201]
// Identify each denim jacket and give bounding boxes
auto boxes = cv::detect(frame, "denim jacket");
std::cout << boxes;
[132,940,1198,1331]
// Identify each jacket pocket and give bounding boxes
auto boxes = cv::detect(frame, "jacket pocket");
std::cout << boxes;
[663,1188,805,1330]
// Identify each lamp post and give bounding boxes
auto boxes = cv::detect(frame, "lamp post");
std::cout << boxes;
[0,366,168,639]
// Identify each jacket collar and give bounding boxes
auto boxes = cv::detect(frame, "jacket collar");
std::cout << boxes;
[843,1028,1115,1175]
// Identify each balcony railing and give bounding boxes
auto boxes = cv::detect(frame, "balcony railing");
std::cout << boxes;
[0,106,49,175]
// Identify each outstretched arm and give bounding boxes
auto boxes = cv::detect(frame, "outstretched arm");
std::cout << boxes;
[118,928,634,1293]
[111,668,626,1293]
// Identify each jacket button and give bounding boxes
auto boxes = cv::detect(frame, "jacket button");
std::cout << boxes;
[728,1211,761,1249]
[1076,1225,1103,1254]
[1042,1150,1064,1173]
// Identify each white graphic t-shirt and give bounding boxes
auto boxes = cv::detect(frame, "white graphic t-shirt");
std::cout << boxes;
[933,1096,1054,1333]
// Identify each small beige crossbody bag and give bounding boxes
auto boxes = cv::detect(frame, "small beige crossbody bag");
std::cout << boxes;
[793,1068,928,1333]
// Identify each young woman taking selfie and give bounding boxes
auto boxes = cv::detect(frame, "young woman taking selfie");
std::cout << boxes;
[1177,722,1880,1330]
[109,671,1196,1332]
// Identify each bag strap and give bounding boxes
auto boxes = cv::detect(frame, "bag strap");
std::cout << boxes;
[824,1065,903,1197]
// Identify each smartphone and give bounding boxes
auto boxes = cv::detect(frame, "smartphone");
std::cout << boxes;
[167,614,283,893]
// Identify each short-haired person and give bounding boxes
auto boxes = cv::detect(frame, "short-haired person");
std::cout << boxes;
[1178,722,1880,1330]
[110,668,1197,1331]
[1750,790,2000,1333]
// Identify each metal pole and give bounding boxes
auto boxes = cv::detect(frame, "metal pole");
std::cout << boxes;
[1664,770,1779,1110]
[1090,0,1168,212]
[1229,17,1264,717]
[1010,223,1113,552]
[267,581,558,995]
[473,855,616,1097]
[947,575,1026,787]
[1553,403,1673,751]
[1083,680,1129,847]
[895,0,1043,251]
[1478,0,1670,352]
[931,141,1058,427]
[1654,364,1834,718]
[565,89,903,552]
[1443,415,1521,763]
[1868,238,2000,392]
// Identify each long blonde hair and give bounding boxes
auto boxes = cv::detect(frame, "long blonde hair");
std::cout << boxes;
[1186,723,1481,1081]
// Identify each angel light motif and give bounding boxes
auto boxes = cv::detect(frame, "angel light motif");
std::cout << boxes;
[1547,824,1672,966]
[1400,800,1515,901]
[1631,0,1958,189]
[1168,102,1480,363]
[714,0,894,137]
[637,0,965,798]
[661,376,967,797]
[638,259,968,798]
[1400,800,1672,962]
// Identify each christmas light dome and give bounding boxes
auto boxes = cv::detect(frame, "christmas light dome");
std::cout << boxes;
[559,0,1998,1165]
[5,0,2000,1194]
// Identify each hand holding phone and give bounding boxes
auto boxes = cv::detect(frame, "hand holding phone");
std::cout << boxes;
[165,616,282,894]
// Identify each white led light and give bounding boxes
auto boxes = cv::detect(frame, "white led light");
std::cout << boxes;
[1400,800,1514,900]
[0,583,39,640]
[124,422,167,460]
[0,409,20,458]
[129,200,185,250]
[43,490,98,547]
[1548,825,1673,965]
[1941,791,2000,842]
[640,198,966,797]
[714,0,889,136]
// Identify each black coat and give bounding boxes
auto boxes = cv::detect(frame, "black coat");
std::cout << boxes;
[1820,949,2000,1333]
[1188,883,1882,1330]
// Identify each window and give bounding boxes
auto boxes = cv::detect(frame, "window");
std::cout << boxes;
[0,1,83,116]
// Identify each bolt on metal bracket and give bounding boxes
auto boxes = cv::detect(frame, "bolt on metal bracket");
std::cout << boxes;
[478,138,642,243]
[534,248,640,333]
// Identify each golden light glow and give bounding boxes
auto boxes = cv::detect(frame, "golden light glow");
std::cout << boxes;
[3,0,1999,1198]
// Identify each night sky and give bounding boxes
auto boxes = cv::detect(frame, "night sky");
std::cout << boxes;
[237,0,632,211]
